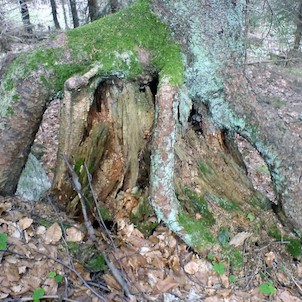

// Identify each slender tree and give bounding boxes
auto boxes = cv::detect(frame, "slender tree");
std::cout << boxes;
[18,0,33,34]
[88,0,98,21]
[60,0,69,29]
[69,0,79,28]
[294,0,302,49]
[50,0,61,29]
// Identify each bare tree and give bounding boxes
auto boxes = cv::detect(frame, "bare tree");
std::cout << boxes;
[69,0,79,28]
[18,0,33,34]
[294,0,302,49]
[50,0,61,29]
[88,0,98,21]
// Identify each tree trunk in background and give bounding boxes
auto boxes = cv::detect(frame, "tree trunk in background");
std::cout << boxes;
[50,0,61,29]
[18,0,33,34]
[88,0,98,21]
[69,0,79,28]
[60,0,69,29]
[293,1,302,50]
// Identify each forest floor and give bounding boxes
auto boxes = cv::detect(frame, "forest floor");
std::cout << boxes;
[1,61,302,301]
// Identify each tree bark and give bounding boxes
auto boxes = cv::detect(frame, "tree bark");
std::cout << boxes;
[60,0,69,29]
[88,0,98,21]
[69,0,79,28]
[18,0,33,34]
[50,0,61,29]
[294,1,302,50]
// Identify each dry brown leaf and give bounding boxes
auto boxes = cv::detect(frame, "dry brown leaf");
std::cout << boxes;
[184,261,199,275]
[229,232,252,247]
[73,263,90,281]
[218,289,232,298]
[36,225,46,235]
[220,275,229,288]
[168,254,181,272]
[19,217,33,230]
[195,213,202,220]
[44,222,62,244]
[66,227,84,242]
[151,256,166,269]
[277,290,302,302]
[153,276,179,294]
[0,292,9,299]
[4,263,20,282]
[18,266,27,274]
[276,272,289,284]
[103,273,121,291]
[43,277,58,295]
[265,251,276,267]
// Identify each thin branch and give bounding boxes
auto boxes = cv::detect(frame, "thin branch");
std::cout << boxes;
[62,153,96,242]
[83,163,133,298]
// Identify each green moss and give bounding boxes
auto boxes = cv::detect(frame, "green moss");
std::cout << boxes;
[287,239,301,258]
[67,0,184,84]
[182,188,215,226]
[130,197,158,235]
[210,194,240,211]
[97,204,113,222]
[197,158,212,176]
[1,0,184,118]
[178,212,215,248]
[269,228,301,258]
[85,254,107,272]
[225,246,244,269]
[273,98,284,109]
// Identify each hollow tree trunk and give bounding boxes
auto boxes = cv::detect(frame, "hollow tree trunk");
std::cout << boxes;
[0,0,301,249]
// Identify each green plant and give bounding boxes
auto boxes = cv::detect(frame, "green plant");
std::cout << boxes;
[49,271,63,283]
[207,252,214,260]
[259,280,276,295]
[247,212,255,222]
[212,261,225,275]
[32,288,45,302]
[0,233,8,250]
[269,228,301,258]
[229,275,236,283]
[85,254,106,273]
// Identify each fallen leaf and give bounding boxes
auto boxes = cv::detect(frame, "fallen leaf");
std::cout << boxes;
[44,223,62,244]
[277,290,302,302]
[265,251,276,267]
[66,227,84,242]
[154,276,179,294]
[184,261,199,275]
[229,232,252,247]
[36,226,46,235]
[19,217,33,230]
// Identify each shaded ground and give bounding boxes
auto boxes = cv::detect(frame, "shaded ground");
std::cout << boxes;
[1,64,302,301]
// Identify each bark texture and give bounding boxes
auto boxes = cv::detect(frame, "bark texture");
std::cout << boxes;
[0,63,53,194]
[151,0,302,230]
[53,70,154,211]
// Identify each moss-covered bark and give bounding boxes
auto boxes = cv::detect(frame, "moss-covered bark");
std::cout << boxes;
[0,0,301,255]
